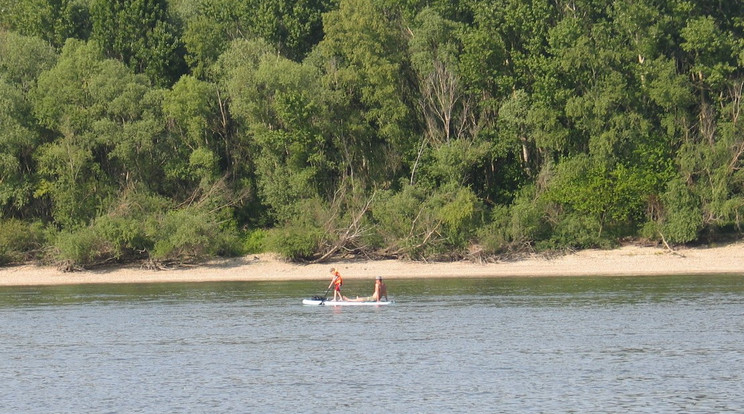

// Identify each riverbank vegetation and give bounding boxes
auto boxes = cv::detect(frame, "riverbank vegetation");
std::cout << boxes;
[2,0,744,268]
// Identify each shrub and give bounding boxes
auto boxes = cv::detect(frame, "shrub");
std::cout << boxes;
[476,205,513,254]
[435,185,482,248]
[242,228,267,254]
[508,184,551,244]
[660,178,702,244]
[53,226,111,269]
[0,219,45,264]
[370,184,482,259]
[93,214,152,260]
[148,207,240,262]
[538,213,614,251]
[266,221,323,261]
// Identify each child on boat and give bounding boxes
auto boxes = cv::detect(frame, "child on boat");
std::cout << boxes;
[328,267,343,301]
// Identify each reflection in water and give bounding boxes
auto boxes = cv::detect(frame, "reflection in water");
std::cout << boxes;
[0,275,743,412]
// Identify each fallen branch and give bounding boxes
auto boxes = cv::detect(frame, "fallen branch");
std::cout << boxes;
[659,231,685,258]
[312,192,376,263]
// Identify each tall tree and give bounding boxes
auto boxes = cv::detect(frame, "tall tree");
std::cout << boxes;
[317,0,416,187]
[180,0,333,78]
[219,39,329,222]
[0,32,58,219]
[32,39,166,227]
[0,0,91,48]
[90,0,185,86]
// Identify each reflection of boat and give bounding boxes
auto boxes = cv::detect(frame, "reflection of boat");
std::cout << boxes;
[302,298,393,306]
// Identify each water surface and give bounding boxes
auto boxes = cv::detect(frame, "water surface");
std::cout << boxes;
[1,275,742,412]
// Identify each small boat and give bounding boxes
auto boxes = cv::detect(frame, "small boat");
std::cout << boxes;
[302,297,393,306]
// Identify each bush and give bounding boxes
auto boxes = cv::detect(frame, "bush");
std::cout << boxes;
[476,205,513,254]
[148,207,241,262]
[93,214,153,260]
[0,219,45,265]
[266,221,323,261]
[371,186,439,258]
[538,213,614,251]
[242,228,266,254]
[370,184,482,259]
[544,157,650,241]
[660,178,702,244]
[508,185,551,244]
[53,226,111,269]
[435,185,482,248]
[371,187,423,248]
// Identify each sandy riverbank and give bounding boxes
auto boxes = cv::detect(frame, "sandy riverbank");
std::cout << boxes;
[1,242,743,286]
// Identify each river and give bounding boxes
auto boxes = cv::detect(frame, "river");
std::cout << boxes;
[1,275,743,413]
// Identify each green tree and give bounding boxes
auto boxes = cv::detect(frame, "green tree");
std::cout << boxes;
[0,0,91,48]
[221,39,329,222]
[90,0,185,86]
[162,75,223,187]
[658,178,702,244]
[0,31,59,91]
[408,8,470,146]
[675,10,744,234]
[545,155,653,246]
[179,0,251,79]
[32,40,165,227]
[318,0,416,182]
[180,0,333,78]
[0,81,39,218]
[248,0,334,61]
[0,32,58,218]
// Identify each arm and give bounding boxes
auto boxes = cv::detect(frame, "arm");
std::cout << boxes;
[329,275,340,289]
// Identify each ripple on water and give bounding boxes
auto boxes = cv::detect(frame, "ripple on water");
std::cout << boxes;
[0,275,743,412]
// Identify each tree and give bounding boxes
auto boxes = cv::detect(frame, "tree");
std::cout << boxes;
[0,81,39,218]
[163,75,217,151]
[247,0,334,61]
[221,39,329,222]
[658,178,702,244]
[0,30,58,91]
[90,0,185,86]
[32,39,163,227]
[0,0,91,48]
[409,8,469,145]
[319,0,416,178]
[0,32,58,218]
[544,156,651,245]
[180,0,333,78]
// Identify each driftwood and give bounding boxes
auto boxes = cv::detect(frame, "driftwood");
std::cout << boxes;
[659,231,685,258]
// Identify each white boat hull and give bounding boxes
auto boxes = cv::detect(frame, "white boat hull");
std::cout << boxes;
[302,299,393,306]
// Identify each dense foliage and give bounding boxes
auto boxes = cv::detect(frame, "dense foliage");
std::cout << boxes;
[1,0,743,268]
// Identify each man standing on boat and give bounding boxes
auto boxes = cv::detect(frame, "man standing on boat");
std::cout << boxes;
[344,276,388,302]
[328,267,343,301]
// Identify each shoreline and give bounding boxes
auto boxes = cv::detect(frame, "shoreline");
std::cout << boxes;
[1,242,743,287]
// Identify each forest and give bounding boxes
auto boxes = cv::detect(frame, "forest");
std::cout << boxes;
[1,0,744,269]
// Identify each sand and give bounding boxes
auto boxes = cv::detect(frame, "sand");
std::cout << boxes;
[1,241,743,287]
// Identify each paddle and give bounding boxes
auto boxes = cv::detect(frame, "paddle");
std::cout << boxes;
[313,285,332,302]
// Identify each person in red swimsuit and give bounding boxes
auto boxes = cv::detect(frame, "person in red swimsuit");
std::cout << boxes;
[327,267,343,301]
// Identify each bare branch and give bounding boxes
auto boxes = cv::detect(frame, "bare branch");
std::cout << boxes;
[312,191,377,263]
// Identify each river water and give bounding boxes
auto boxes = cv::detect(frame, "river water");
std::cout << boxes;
[1,275,743,413]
